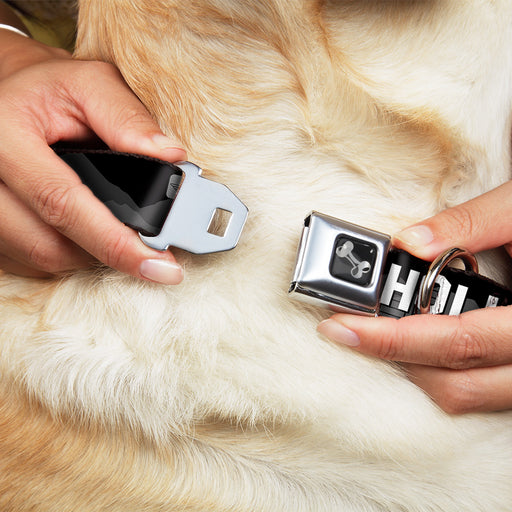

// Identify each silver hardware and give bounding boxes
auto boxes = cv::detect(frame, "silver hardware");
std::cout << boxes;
[289,212,391,316]
[418,247,478,314]
[140,162,248,254]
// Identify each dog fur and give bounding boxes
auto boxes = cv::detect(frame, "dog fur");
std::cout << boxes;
[1,0,512,510]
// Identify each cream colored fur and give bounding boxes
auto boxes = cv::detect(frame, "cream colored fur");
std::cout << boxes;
[1,1,512,510]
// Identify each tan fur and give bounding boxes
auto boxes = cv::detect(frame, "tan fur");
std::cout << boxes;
[1,1,512,510]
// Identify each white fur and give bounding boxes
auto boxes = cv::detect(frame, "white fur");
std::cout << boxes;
[1,0,512,510]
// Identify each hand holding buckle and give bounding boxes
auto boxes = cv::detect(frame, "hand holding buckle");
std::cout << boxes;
[56,149,248,255]
[289,212,512,318]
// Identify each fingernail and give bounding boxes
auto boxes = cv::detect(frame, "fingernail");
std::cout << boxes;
[139,259,184,285]
[317,319,360,347]
[151,134,187,159]
[394,225,434,248]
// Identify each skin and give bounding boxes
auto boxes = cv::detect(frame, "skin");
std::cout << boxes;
[0,15,186,283]
[2,4,511,414]
[318,180,512,414]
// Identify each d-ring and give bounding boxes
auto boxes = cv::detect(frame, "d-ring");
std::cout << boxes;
[419,247,478,314]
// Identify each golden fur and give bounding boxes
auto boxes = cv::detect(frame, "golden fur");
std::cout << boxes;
[1,0,512,510]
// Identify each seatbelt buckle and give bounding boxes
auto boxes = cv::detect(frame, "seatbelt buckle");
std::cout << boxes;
[140,161,248,254]
[289,211,391,316]
[289,212,512,318]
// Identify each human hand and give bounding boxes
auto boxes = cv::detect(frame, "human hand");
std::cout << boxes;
[318,180,512,414]
[0,30,186,283]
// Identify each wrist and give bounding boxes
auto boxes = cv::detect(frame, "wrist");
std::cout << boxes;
[0,23,29,38]
[0,1,29,34]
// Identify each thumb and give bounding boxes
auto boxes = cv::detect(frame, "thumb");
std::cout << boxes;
[393,181,512,260]
[73,62,187,162]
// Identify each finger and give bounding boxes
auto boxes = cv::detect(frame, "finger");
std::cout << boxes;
[404,363,512,414]
[58,60,187,162]
[0,61,185,284]
[317,306,512,369]
[0,254,53,278]
[1,58,186,161]
[0,182,93,272]
[392,180,512,260]
[0,141,184,284]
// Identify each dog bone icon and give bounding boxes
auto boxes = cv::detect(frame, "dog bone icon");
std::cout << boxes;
[336,240,372,279]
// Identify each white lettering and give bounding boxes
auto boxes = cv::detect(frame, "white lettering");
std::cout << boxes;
[380,264,420,312]
[448,284,468,315]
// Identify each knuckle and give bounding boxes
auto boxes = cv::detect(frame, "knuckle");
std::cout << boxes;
[115,105,152,132]
[441,204,477,241]
[374,322,403,360]
[102,233,131,271]
[375,337,398,360]
[436,371,483,415]
[34,182,80,231]
[28,239,65,274]
[442,317,487,369]
[108,109,157,153]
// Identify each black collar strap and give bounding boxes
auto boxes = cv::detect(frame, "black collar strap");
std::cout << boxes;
[55,148,248,254]
[289,211,512,318]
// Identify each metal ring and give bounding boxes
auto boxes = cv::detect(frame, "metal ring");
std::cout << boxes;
[418,247,478,314]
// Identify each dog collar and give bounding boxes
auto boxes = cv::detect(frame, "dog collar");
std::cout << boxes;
[55,149,248,254]
[289,211,512,318]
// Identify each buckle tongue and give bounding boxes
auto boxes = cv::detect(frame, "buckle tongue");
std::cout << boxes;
[140,162,248,254]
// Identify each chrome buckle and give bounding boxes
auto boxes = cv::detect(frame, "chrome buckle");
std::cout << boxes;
[140,162,248,254]
[289,212,391,316]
